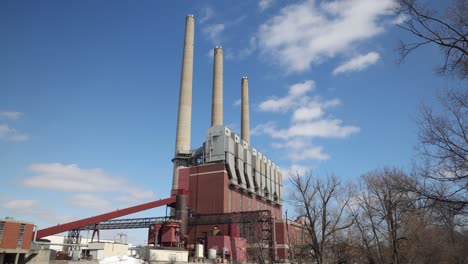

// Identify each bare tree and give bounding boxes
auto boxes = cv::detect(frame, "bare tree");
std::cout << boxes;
[352,182,388,264]
[397,0,468,79]
[413,88,467,213]
[244,217,270,264]
[289,171,356,264]
[359,168,414,264]
[351,166,468,264]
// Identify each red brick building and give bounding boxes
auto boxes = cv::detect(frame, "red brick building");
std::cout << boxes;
[0,218,35,264]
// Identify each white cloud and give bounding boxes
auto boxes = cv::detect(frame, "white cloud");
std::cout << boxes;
[0,111,23,120]
[199,7,250,60]
[226,36,257,61]
[277,119,360,139]
[256,80,358,140]
[1,199,75,224]
[254,119,359,139]
[251,122,277,136]
[292,105,323,121]
[3,199,39,209]
[289,145,329,161]
[292,99,340,121]
[392,13,408,25]
[23,163,155,202]
[280,164,311,178]
[333,52,380,75]
[259,0,275,11]
[254,80,359,165]
[199,7,214,24]
[0,124,30,142]
[258,0,396,73]
[0,112,29,141]
[273,139,330,161]
[259,80,315,112]
[233,99,241,107]
[70,194,112,212]
[203,24,225,44]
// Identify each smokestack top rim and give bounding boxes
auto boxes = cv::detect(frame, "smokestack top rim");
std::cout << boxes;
[242,76,248,79]
[215,46,223,49]
[186,14,194,18]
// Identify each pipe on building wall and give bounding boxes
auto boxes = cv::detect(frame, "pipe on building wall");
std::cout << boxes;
[33,242,89,247]
[33,225,37,242]
[175,194,189,238]
[241,76,250,143]
[211,46,223,126]
[172,14,195,192]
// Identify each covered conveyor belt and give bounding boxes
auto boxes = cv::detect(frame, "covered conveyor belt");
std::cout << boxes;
[36,197,176,239]
[81,216,175,230]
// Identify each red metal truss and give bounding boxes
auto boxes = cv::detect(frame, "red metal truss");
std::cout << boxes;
[36,197,176,239]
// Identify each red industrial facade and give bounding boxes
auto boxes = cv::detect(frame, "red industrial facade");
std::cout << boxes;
[0,219,35,264]
[174,163,281,218]
[171,162,305,261]
[0,219,34,250]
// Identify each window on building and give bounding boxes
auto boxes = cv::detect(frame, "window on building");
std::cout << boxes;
[0,221,5,242]
[17,224,25,248]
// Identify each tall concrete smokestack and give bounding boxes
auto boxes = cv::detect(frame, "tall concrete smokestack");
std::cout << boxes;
[172,14,195,192]
[211,46,223,126]
[241,76,250,143]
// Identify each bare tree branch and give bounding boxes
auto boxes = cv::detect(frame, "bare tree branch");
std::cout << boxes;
[397,0,468,79]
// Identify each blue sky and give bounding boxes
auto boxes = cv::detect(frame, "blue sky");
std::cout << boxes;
[0,0,451,243]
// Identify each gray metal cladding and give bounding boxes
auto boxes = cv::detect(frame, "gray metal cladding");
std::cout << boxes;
[204,125,283,205]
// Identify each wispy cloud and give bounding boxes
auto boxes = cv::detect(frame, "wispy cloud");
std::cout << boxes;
[0,111,29,142]
[199,6,225,46]
[292,98,340,121]
[253,119,359,139]
[199,7,214,24]
[0,124,30,142]
[273,139,330,161]
[203,23,225,44]
[225,36,257,61]
[259,0,275,11]
[1,199,75,224]
[280,164,311,178]
[69,194,112,212]
[392,13,408,25]
[199,7,251,59]
[23,163,155,202]
[3,199,39,209]
[258,0,396,73]
[333,52,380,75]
[0,111,23,120]
[233,99,241,107]
[199,7,251,60]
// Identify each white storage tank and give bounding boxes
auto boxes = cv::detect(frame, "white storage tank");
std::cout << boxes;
[195,244,204,258]
[208,248,217,259]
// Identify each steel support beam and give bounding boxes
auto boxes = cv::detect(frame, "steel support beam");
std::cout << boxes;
[36,197,176,239]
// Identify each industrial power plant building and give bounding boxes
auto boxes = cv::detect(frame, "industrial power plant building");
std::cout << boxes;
[164,14,306,262]
[1,14,308,264]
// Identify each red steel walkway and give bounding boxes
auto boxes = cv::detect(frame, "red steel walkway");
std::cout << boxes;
[36,197,176,239]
